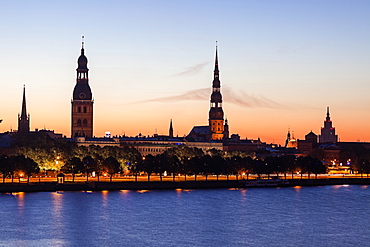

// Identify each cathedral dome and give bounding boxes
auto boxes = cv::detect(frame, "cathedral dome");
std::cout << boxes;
[77,49,88,69]
[73,82,92,100]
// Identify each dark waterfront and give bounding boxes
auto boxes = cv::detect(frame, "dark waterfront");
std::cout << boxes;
[1,185,370,247]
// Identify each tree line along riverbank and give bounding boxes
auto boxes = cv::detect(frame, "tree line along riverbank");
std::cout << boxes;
[2,132,370,188]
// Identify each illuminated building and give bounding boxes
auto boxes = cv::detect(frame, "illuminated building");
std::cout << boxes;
[71,38,94,138]
[285,129,297,148]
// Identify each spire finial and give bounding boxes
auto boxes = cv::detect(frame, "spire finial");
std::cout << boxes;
[214,42,219,72]
[326,106,330,118]
[82,36,85,49]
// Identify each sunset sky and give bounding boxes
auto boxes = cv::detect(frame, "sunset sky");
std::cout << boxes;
[0,1,369,145]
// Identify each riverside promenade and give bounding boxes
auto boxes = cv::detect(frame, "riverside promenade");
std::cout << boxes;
[1,178,370,193]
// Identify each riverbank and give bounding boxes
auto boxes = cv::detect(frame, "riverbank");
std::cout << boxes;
[1,178,370,193]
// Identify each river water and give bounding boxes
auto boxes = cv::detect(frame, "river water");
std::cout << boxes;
[0,185,369,247]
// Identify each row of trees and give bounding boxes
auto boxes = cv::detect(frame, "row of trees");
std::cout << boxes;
[0,154,40,182]
[7,132,142,171]
[61,156,121,182]
[134,147,327,181]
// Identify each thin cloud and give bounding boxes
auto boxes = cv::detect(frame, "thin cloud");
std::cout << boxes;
[222,87,284,109]
[131,86,284,109]
[173,62,209,77]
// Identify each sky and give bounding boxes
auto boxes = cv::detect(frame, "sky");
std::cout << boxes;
[0,0,369,145]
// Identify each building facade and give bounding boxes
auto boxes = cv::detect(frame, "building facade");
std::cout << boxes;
[71,40,94,138]
[319,107,338,143]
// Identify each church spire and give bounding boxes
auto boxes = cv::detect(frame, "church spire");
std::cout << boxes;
[214,41,219,73]
[18,85,30,135]
[169,119,173,138]
[71,38,94,138]
[21,85,27,120]
[208,43,224,140]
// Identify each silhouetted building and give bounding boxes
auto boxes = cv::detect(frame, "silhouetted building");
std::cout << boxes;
[169,119,173,138]
[319,107,338,143]
[18,85,30,135]
[208,45,225,140]
[187,45,228,141]
[71,38,94,138]
[305,131,318,146]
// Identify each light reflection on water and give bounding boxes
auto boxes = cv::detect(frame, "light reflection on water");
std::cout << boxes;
[0,185,369,246]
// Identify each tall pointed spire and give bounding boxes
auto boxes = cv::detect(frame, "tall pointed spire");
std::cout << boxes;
[214,41,219,73]
[169,119,173,138]
[18,85,30,135]
[209,42,224,140]
[21,85,27,119]
[326,106,330,121]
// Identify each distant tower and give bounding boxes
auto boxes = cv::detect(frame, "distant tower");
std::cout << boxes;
[169,119,173,138]
[223,118,229,139]
[208,44,224,140]
[71,37,94,138]
[18,85,30,135]
[318,106,338,143]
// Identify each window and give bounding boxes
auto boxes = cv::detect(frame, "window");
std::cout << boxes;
[78,107,81,113]
[83,119,87,126]
[77,119,82,126]
[84,107,87,113]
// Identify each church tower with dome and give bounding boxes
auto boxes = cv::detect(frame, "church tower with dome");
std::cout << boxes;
[208,45,224,140]
[71,37,94,138]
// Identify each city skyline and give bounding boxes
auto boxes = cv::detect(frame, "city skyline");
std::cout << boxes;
[0,1,369,145]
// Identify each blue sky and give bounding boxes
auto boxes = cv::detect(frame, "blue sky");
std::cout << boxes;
[0,0,369,144]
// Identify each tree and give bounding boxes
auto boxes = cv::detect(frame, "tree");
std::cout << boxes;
[82,156,98,181]
[210,155,225,181]
[12,155,40,183]
[355,158,370,178]
[265,156,282,178]
[253,159,266,179]
[142,154,156,181]
[310,157,326,179]
[200,155,212,181]
[280,155,297,179]
[0,155,11,183]
[187,156,202,181]
[61,157,84,182]
[102,156,121,182]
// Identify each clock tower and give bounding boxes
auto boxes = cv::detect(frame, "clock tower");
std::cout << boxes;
[71,38,94,138]
[208,45,224,140]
